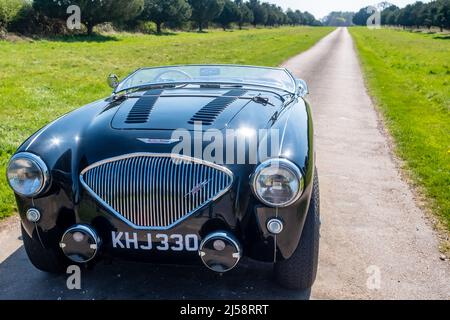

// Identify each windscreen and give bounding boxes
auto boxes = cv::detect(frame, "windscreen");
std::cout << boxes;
[116,65,296,93]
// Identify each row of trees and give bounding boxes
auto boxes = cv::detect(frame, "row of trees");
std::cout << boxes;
[119,0,321,32]
[0,0,321,36]
[353,1,450,31]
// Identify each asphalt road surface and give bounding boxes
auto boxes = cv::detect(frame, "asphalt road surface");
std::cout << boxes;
[1,27,449,300]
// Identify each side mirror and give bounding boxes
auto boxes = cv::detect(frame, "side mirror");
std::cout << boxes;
[107,74,120,89]
[296,78,309,97]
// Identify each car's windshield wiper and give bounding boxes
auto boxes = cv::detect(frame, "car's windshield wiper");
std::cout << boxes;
[251,96,275,107]
[118,82,249,94]
[200,84,243,89]
[128,83,181,93]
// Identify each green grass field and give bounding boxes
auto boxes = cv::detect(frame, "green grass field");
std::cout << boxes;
[0,27,334,219]
[350,28,450,230]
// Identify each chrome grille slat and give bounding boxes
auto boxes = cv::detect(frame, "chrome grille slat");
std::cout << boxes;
[137,158,141,226]
[119,160,124,215]
[138,157,144,225]
[182,161,187,216]
[161,158,166,227]
[111,162,116,212]
[158,157,164,227]
[150,158,154,226]
[152,158,156,226]
[130,158,135,225]
[192,163,197,210]
[134,157,139,225]
[144,157,150,227]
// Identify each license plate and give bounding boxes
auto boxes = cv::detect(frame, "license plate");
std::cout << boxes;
[111,231,199,252]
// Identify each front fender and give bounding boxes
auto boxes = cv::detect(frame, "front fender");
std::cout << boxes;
[247,98,315,261]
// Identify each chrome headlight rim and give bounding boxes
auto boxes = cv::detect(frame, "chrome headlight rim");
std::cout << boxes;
[7,152,50,198]
[251,158,304,208]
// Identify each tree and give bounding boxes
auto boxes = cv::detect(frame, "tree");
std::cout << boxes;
[396,4,413,28]
[286,8,296,25]
[410,1,425,28]
[353,7,371,26]
[377,1,395,10]
[33,0,144,35]
[436,0,450,31]
[188,0,225,32]
[215,0,238,30]
[262,3,277,26]
[302,11,316,25]
[140,0,191,33]
[286,8,304,26]
[270,5,286,26]
[295,10,305,25]
[248,0,267,27]
[284,9,319,26]
[234,0,253,29]
[381,5,399,26]
[422,1,437,29]
[0,0,25,31]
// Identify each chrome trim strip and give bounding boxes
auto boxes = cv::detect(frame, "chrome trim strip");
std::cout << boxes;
[80,153,234,231]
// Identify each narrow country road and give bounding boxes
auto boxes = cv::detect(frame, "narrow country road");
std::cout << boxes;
[0,27,449,300]
[283,27,450,299]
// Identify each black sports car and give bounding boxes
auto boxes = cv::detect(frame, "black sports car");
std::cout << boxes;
[7,65,320,290]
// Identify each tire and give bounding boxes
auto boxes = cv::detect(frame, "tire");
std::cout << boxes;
[21,225,69,274]
[274,169,320,290]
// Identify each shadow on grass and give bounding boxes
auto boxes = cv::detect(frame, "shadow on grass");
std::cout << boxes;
[153,31,178,36]
[39,33,119,43]
[433,35,450,40]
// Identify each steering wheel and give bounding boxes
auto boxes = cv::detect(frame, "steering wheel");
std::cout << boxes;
[154,69,193,82]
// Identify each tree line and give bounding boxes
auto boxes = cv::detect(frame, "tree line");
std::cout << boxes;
[0,0,322,36]
[353,0,450,31]
[322,12,354,27]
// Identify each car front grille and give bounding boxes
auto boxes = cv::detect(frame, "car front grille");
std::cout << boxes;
[80,154,233,229]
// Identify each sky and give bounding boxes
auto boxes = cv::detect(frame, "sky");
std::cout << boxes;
[268,0,431,19]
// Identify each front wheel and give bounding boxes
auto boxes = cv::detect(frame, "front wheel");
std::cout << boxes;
[22,225,69,274]
[274,170,321,290]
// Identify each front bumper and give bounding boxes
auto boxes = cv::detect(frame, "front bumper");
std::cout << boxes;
[18,177,312,266]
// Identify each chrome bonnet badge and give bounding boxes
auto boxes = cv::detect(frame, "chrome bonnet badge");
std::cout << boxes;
[185,179,213,198]
[137,138,181,145]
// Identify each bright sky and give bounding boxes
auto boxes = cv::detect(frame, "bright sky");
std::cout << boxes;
[269,0,432,19]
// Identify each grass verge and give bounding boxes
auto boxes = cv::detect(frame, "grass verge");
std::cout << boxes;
[350,27,450,231]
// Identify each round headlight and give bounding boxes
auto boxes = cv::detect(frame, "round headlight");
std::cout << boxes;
[7,153,49,197]
[251,159,304,207]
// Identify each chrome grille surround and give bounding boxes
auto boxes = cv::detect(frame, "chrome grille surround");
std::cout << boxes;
[80,153,234,230]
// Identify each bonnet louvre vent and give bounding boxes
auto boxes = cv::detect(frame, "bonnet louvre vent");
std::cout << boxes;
[188,90,246,126]
[125,94,160,124]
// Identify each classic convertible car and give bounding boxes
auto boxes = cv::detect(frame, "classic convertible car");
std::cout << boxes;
[7,65,320,290]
